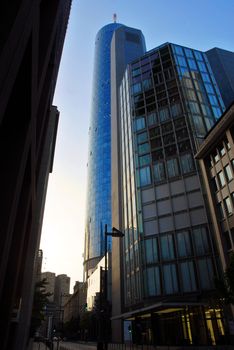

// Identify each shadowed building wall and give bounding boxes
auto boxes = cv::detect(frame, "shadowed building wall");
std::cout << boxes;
[0,1,72,349]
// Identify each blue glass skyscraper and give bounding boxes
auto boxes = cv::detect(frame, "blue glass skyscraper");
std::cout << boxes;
[84,23,146,278]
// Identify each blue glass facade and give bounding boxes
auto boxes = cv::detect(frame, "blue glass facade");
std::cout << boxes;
[84,23,123,274]
[206,48,234,109]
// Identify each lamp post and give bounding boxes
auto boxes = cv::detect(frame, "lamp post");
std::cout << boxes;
[97,225,124,350]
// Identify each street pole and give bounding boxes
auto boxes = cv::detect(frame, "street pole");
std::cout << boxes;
[97,225,124,350]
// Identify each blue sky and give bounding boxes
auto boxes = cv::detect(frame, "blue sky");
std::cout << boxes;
[40,0,234,290]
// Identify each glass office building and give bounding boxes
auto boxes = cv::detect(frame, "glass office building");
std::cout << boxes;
[118,43,226,345]
[206,47,234,109]
[84,23,146,279]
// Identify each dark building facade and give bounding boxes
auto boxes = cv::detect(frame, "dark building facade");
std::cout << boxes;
[84,22,146,279]
[0,1,71,349]
[112,43,227,345]
[196,103,234,271]
[206,48,234,108]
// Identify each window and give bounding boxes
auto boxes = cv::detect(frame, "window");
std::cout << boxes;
[188,59,197,71]
[143,78,152,91]
[138,142,150,155]
[193,115,206,136]
[165,145,177,156]
[163,133,175,145]
[180,261,196,292]
[193,226,210,255]
[132,68,141,77]
[186,89,197,101]
[163,264,178,294]
[224,164,233,182]
[194,51,203,61]
[204,83,214,94]
[139,154,151,166]
[201,104,212,117]
[180,153,194,174]
[171,103,182,117]
[210,177,218,192]
[132,82,142,94]
[174,117,186,129]
[146,266,161,296]
[162,121,172,133]
[147,112,158,126]
[152,149,164,161]
[137,132,148,143]
[224,197,232,215]
[139,167,151,186]
[217,202,224,220]
[197,258,214,290]
[135,117,145,131]
[159,107,169,122]
[184,48,193,58]
[188,101,200,114]
[212,106,221,118]
[151,137,162,149]
[198,61,207,72]
[176,128,188,141]
[218,171,225,187]
[177,56,187,67]
[208,94,218,106]
[223,231,232,250]
[214,152,219,163]
[178,140,191,153]
[149,126,160,138]
[160,234,175,260]
[167,158,179,178]
[174,45,184,56]
[145,238,158,264]
[153,162,165,182]
[177,231,192,257]
[201,72,211,83]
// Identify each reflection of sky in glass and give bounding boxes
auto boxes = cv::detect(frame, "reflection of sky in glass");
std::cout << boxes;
[85,23,123,262]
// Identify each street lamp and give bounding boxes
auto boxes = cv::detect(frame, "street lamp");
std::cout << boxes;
[97,225,124,350]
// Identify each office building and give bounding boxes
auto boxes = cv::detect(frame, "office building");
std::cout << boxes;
[0,1,71,349]
[64,281,87,323]
[196,103,234,271]
[112,43,227,345]
[84,22,146,280]
[54,274,71,307]
[41,271,56,303]
[206,48,234,108]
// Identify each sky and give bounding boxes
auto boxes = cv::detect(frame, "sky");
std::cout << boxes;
[40,0,234,291]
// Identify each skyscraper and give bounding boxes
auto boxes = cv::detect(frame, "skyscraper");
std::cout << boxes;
[84,22,146,279]
[112,43,227,345]
[206,48,234,108]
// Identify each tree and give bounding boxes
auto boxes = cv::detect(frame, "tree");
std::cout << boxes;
[214,252,234,305]
[29,278,52,337]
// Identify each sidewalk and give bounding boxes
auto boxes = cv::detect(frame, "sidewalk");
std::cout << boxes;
[32,342,50,350]
[58,342,96,350]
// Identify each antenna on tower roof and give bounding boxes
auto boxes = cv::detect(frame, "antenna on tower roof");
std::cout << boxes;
[113,13,117,23]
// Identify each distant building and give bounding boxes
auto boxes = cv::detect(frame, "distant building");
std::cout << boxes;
[206,48,234,108]
[41,272,56,303]
[86,253,111,311]
[112,43,227,345]
[35,250,43,282]
[64,282,87,323]
[0,2,71,349]
[54,274,71,307]
[196,103,234,271]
